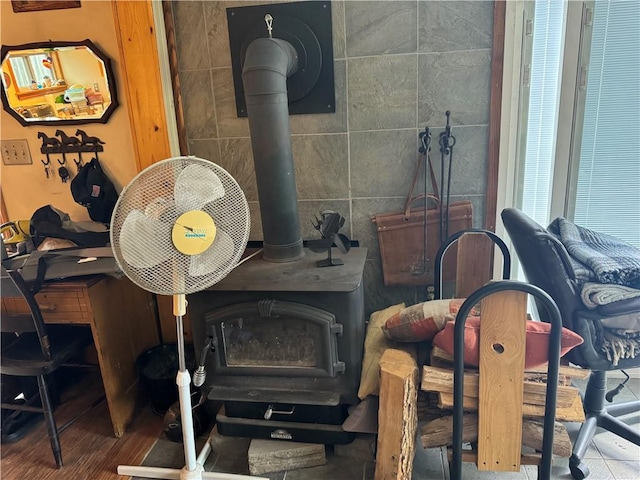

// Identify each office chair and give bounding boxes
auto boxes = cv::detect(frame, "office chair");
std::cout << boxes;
[0,264,93,468]
[502,208,640,480]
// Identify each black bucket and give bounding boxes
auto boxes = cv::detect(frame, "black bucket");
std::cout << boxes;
[136,343,196,415]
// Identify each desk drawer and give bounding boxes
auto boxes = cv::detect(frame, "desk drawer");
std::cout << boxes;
[2,290,91,324]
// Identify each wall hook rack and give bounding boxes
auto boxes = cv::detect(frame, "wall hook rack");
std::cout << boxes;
[39,130,105,157]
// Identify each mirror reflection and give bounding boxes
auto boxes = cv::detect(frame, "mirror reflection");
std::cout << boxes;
[1,40,118,125]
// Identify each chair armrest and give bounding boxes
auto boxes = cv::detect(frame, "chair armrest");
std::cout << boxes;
[596,296,640,316]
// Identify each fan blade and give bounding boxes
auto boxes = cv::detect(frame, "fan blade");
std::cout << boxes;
[174,164,225,213]
[120,210,172,268]
[189,229,234,276]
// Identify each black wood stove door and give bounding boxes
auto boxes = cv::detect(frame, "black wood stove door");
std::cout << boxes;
[205,299,344,378]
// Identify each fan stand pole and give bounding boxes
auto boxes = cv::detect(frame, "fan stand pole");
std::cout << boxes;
[116,296,268,480]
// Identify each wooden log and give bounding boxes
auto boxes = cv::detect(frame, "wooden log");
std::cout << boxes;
[421,413,478,448]
[437,391,585,423]
[422,366,580,408]
[421,415,572,457]
[522,420,572,458]
[375,348,418,480]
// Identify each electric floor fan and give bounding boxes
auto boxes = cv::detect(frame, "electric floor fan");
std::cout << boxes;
[111,156,265,480]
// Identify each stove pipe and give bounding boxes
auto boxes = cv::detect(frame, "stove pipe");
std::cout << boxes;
[242,38,304,263]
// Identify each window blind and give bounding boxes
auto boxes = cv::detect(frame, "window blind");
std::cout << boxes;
[573,0,640,248]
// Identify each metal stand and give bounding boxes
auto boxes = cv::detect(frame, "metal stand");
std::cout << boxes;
[117,295,268,480]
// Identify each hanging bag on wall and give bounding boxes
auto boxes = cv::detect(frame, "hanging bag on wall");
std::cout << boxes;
[371,132,473,287]
[71,157,118,224]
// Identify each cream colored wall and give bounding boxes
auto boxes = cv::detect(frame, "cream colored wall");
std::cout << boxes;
[0,1,137,222]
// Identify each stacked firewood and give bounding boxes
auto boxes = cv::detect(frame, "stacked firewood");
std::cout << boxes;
[419,346,589,458]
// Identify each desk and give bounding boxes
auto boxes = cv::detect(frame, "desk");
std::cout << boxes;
[1,275,159,438]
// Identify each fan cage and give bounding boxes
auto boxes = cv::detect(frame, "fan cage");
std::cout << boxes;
[110,156,251,295]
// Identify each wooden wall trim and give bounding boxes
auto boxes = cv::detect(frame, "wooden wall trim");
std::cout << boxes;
[485,0,507,232]
[111,0,172,172]
[162,1,188,156]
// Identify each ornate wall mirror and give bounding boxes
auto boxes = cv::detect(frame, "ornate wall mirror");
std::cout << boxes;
[1,39,118,126]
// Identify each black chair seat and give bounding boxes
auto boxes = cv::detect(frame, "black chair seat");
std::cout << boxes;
[1,326,92,376]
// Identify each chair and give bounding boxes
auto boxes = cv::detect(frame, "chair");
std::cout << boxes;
[0,264,93,468]
[501,208,640,480]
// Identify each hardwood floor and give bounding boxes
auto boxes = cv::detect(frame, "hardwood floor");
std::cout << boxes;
[1,371,163,480]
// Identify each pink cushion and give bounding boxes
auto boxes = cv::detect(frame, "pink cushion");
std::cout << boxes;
[432,316,584,369]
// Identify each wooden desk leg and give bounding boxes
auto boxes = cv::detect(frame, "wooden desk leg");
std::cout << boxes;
[89,276,159,437]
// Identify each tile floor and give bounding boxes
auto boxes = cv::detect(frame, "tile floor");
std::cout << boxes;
[134,376,640,480]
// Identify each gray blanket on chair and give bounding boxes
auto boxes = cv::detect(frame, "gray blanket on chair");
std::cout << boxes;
[548,217,640,289]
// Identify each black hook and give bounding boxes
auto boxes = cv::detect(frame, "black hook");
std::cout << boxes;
[439,110,456,154]
[419,127,431,153]
[41,158,51,179]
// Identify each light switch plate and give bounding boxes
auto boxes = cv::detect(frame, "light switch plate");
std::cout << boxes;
[1,139,32,165]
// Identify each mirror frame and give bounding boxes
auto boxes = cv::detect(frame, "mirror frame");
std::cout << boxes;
[0,39,119,126]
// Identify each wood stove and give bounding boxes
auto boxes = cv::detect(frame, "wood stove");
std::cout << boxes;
[188,247,366,444]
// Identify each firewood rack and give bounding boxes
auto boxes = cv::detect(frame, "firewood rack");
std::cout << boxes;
[450,280,564,480]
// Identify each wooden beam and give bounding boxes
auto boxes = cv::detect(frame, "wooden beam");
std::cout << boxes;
[111,0,172,172]
[485,0,507,232]
[375,348,418,480]
[161,1,188,155]
[477,290,527,471]
[454,233,494,298]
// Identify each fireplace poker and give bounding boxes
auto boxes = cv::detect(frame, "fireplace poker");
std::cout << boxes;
[438,110,456,242]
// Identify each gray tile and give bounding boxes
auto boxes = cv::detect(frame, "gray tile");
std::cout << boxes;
[211,452,251,475]
[181,69,218,140]
[352,197,406,260]
[604,459,640,480]
[350,129,419,197]
[218,138,258,201]
[418,1,494,53]
[212,67,250,138]
[298,199,351,240]
[248,202,263,241]
[412,447,447,479]
[187,139,221,164]
[593,430,640,462]
[173,1,210,70]
[204,1,233,68]
[249,199,351,243]
[292,134,349,199]
[427,125,489,196]
[290,60,347,135]
[460,194,486,229]
[285,450,366,480]
[345,1,417,57]
[456,462,529,479]
[363,259,421,318]
[348,55,417,131]
[332,0,346,60]
[418,50,492,127]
